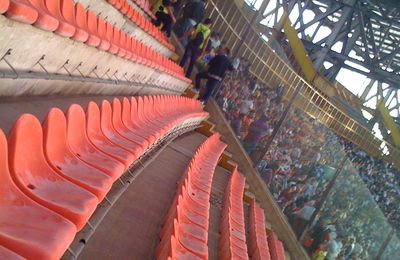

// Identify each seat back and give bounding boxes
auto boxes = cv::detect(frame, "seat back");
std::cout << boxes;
[112,98,126,130]
[100,100,115,135]
[60,0,74,23]
[0,129,15,198]
[43,108,70,164]
[86,102,104,139]
[66,104,94,154]
[74,3,88,31]
[0,0,9,14]
[8,114,56,190]
[121,97,133,127]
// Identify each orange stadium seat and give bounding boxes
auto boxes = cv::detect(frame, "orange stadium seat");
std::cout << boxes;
[7,114,98,231]
[122,97,157,145]
[97,16,111,51]
[28,0,59,31]
[112,98,149,149]
[86,102,136,168]
[156,134,227,259]
[45,0,75,37]
[0,246,24,260]
[85,9,101,47]
[0,0,9,13]
[70,2,89,42]
[220,167,248,260]
[249,199,271,260]
[0,130,76,259]
[43,108,114,201]
[100,100,143,157]
[66,104,125,180]
[6,0,39,24]
[268,232,285,260]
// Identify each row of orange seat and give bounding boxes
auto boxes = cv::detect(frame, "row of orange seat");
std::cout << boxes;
[268,233,286,260]
[249,199,286,260]
[113,0,156,27]
[105,0,174,51]
[156,133,227,259]
[0,95,208,259]
[0,0,187,82]
[220,167,249,259]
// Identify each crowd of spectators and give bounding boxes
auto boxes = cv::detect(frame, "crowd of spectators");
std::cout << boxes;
[212,62,400,259]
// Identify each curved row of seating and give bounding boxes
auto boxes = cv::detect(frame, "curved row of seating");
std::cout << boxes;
[104,0,174,51]
[220,167,249,260]
[0,95,208,259]
[0,0,186,83]
[267,233,286,260]
[249,198,272,260]
[156,133,227,259]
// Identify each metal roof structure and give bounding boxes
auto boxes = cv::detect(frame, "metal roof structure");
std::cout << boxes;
[248,0,400,145]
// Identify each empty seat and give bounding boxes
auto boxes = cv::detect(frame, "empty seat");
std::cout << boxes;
[7,114,98,231]
[220,167,248,260]
[66,104,125,180]
[249,199,271,260]
[69,1,89,42]
[85,9,101,47]
[86,101,136,168]
[97,16,111,51]
[43,108,114,201]
[0,129,76,260]
[112,98,149,149]
[27,0,59,31]
[267,233,285,260]
[5,0,39,24]
[0,245,24,260]
[45,0,75,37]
[100,100,143,158]
[0,0,9,13]
[156,134,227,259]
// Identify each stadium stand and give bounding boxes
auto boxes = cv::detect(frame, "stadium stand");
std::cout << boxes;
[0,0,321,259]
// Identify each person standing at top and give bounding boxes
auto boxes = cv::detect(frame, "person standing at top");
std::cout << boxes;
[179,18,212,78]
[151,0,174,37]
[194,47,234,103]
[173,0,207,41]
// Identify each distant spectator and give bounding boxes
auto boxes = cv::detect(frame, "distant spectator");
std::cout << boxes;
[179,18,212,77]
[151,0,174,37]
[194,47,234,103]
[206,32,221,51]
[173,0,207,41]
[243,114,270,155]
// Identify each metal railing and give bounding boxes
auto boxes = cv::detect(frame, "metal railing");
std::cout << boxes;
[205,0,400,169]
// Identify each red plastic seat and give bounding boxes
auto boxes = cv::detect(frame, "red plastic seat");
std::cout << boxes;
[43,108,114,201]
[100,100,143,158]
[86,101,135,168]
[112,98,149,149]
[267,233,285,260]
[0,129,76,259]
[0,0,9,13]
[8,114,98,231]
[97,16,111,51]
[66,104,125,180]
[69,2,89,42]
[0,246,24,260]
[5,0,38,24]
[121,97,156,145]
[106,22,119,54]
[27,0,59,31]
[44,0,75,37]
[85,10,101,47]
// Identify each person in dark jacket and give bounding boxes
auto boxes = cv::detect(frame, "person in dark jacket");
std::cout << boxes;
[151,0,174,37]
[194,47,234,103]
[173,0,207,40]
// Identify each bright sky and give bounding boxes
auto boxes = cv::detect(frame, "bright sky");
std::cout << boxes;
[243,0,400,140]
